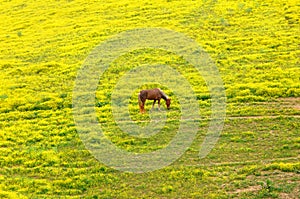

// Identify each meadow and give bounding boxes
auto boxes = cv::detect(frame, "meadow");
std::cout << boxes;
[0,0,299,198]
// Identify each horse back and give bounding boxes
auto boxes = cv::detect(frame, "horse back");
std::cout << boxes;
[140,88,161,100]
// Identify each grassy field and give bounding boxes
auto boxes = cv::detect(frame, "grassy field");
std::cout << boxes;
[0,0,299,198]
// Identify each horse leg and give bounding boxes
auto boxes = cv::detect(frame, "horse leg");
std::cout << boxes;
[139,99,146,114]
[139,104,144,113]
[151,100,156,111]
[158,99,161,111]
[142,100,146,113]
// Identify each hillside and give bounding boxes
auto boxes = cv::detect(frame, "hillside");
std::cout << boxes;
[0,0,299,198]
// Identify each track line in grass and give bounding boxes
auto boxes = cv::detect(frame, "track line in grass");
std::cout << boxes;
[101,114,300,124]
[181,155,300,168]
[226,115,300,120]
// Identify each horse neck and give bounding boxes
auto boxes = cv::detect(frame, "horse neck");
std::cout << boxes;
[159,89,168,100]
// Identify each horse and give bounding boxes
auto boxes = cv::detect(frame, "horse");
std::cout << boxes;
[138,88,171,113]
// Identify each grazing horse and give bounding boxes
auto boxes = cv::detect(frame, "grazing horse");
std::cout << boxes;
[138,88,171,113]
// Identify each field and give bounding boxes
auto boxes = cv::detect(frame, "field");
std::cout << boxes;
[0,0,299,198]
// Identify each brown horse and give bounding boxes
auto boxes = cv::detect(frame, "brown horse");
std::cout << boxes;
[138,88,171,113]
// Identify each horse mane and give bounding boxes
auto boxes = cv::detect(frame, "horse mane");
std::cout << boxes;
[158,89,168,100]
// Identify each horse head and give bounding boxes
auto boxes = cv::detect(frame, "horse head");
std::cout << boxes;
[166,98,171,109]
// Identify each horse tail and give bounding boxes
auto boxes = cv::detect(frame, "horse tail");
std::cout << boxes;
[138,93,142,106]
[138,93,144,113]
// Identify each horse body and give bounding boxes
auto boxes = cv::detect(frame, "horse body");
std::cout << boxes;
[138,88,171,113]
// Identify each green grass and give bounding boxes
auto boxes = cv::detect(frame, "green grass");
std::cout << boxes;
[0,0,299,198]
